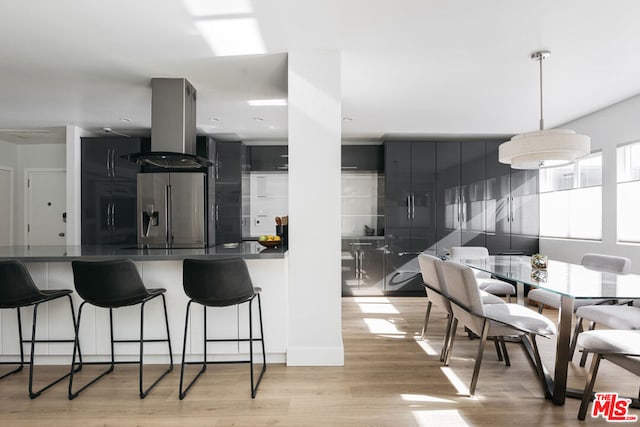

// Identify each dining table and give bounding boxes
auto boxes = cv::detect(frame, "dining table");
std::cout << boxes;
[457,255,640,406]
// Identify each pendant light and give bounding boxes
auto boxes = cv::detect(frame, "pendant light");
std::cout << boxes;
[499,50,590,169]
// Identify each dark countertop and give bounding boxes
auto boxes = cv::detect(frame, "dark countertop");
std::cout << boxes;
[341,235,385,241]
[0,242,286,262]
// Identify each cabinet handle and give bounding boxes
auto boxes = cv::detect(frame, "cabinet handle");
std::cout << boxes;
[111,202,115,230]
[407,195,411,221]
[411,193,415,219]
[341,166,358,170]
[106,203,111,228]
[350,242,373,246]
[106,149,111,177]
[215,204,219,223]
[165,185,172,244]
[360,251,365,279]
[215,153,219,179]
[354,250,360,280]
[111,149,116,177]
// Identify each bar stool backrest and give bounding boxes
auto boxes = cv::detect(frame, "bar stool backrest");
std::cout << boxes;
[71,259,148,307]
[183,258,255,307]
[0,260,41,307]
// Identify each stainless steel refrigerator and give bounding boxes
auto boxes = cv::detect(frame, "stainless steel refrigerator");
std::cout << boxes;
[137,172,206,248]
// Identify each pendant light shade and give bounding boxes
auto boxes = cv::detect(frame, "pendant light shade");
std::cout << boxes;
[499,50,590,169]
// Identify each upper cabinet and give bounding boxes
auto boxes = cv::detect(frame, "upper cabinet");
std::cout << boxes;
[81,137,148,245]
[81,137,148,182]
[342,145,384,172]
[247,146,288,171]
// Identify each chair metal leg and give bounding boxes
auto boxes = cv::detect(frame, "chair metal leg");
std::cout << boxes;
[499,337,510,367]
[439,314,453,363]
[444,317,458,366]
[0,308,25,381]
[578,353,602,420]
[69,302,115,400]
[27,295,80,398]
[579,321,597,367]
[179,300,207,400]
[569,317,583,362]
[469,320,490,396]
[494,340,503,362]
[537,304,544,314]
[138,294,173,399]
[421,301,432,340]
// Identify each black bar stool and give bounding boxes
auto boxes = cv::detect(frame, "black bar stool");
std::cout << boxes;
[179,258,266,399]
[68,259,173,399]
[0,260,79,398]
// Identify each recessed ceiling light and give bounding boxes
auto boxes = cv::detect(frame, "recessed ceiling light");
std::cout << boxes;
[209,117,220,122]
[253,117,264,122]
[120,117,132,123]
[248,99,287,107]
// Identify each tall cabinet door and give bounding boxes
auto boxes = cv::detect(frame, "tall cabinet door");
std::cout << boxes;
[410,142,436,252]
[460,142,486,248]
[510,169,539,254]
[384,142,412,253]
[485,141,512,254]
[435,142,461,255]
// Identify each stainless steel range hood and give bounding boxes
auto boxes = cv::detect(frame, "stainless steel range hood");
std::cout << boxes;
[126,78,211,168]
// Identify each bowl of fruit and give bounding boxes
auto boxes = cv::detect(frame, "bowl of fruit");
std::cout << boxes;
[257,235,281,248]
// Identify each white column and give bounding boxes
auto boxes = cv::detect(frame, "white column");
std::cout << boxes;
[287,50,344,365]
[65,126,82,245]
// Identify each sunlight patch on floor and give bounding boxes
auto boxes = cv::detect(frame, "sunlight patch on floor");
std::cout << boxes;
[363,318,405,335]
[353,297,391,303]
[401,393,454,403]
[440,367,474,397]
[412,409,472,426]
[414,337,439,356]
[357,303,399,314]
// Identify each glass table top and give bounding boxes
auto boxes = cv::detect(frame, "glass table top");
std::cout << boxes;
[457,255,640,299]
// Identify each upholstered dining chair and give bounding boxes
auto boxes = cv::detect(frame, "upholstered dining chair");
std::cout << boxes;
[528,253,631,314]
[439,260,557,396]
[570,304,640,367]
[418,253,505,363]
[449,246,516,302]
[575,330,640,420]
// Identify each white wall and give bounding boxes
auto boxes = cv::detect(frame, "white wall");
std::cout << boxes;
[540,94,640,273]
[287,49,343,365]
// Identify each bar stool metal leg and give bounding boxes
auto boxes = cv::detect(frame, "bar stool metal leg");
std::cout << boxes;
[0,308,25,380]
[139,294,173,399]
[28,295,80,398]
[179,300,207,400]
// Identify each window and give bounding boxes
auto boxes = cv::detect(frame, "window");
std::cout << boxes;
[539,152,602,240]
[617,142,640,242]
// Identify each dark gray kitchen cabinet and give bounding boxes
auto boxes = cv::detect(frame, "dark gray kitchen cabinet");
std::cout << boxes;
[248,145,288,171]
[341,145,384,172]
[435,141,488,254]
[81,137,146,245]
[199,137,244,245]
[485,141,539,255]
[341,238,385,296]
[384,141,436,295]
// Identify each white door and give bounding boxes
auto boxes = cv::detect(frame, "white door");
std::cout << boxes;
[0,167,13,245]
[26,169,66,245]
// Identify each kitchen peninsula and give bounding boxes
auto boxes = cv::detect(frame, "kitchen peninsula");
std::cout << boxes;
[0,242,287,364]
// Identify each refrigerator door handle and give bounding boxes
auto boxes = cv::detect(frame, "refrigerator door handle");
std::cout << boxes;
[165,185,172,244]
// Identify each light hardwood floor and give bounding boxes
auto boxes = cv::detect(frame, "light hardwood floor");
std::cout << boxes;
[0,297,637,426]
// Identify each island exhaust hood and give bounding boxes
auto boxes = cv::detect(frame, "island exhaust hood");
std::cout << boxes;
[126,78,211,169]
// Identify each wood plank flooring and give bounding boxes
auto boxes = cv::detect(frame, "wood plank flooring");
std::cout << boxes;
[0,297,637,426]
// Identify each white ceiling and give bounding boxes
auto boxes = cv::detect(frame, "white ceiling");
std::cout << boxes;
[1,0,639,144]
